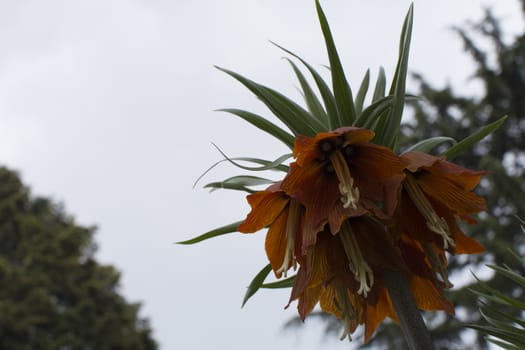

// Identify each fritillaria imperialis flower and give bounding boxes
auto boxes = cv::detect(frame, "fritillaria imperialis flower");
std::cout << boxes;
[183,2,503,346]
[237,127,486,341]
[282,127,408,251]
[400,151,486,254]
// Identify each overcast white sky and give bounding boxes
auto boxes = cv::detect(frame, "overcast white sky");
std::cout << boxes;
[0,1,523,349]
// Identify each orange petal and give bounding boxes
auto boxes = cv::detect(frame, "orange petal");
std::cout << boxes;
[399,191,444,247]
[282,162,340,250]
[349,144,408,206]
[454,230,484,254]
[403,151,485,190]
[429,158,486,191]
[410,275,454,315]
[297,284,321,320]
[238,190,288,233]
[293,127,375,166]
[402,151,442,172]
[319,285,342,318]
[418,173,486,214]
[264,209,290,277]
[364,281,396,342]
[341,127,375,144]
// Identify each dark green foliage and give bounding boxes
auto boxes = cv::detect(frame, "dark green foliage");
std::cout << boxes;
[391,2,525,349]
[0,167,157,350]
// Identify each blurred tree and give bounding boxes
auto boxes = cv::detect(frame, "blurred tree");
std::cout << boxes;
[287,1,525,349]
[0,167,157,350]
[368,2,525,349]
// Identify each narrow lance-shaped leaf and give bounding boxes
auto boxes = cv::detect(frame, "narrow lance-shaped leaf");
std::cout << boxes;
[204,175,275,193]
[486,264,525,294]
[218,108,295,149]
[216,66,325,136]
[284,58,329,128]
[357,95,419,129]
[211,144,292,172]
[469,323,525,349]
[193,154,290,189]
[242,264,273,307]
[480,302,525,329]
[261,275,296,289]
[355,69,370,117]
[376,4,413,149]
[372,67,387,103]
[402,136,457,154]
[443,115,508,160]
[176,221,243,245]
[271,41,339,130]
[316,0,356,126]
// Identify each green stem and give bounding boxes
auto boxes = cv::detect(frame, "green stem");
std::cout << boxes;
[383,270,436,350]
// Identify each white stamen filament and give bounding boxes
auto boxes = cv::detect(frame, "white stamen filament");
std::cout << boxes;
[404,175,455,249]
[330,151,360,209]
[276,237,294,277]
[335,286,357,341]
[277,200,301,277]
[340,223,374,297]
[422,242,453,288]
[340,315,353,341]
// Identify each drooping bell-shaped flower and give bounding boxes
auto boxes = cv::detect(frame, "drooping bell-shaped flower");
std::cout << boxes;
[238,182,304,278]
[282,127,408,252]
[399,152,486,254]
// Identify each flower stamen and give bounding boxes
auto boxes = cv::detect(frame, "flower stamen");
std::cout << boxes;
[340,223,374,297]
[330,151,360,209]
[334,286,357,341]
[404,174,455,249]
[276,200,301,277]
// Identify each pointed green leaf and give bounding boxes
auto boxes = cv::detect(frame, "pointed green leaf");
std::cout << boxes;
[402,137,457,154]
[193,154,289,189]
[469,324,525,349]
[271,41,339,130]
[218,108,295,149]
[372,67,387,102]
[261,275,296,289]
[284,58,329,127]
[316,0,356,126]
[355,69,370,116]
[487,338,521,350]
[357,95,419,130]
[442,115,508,160]
[487,264,525,291]
[176,221,243,245]
[355,95,394,128]
[212,144,292,172]
[204,175,275,193]
[377,4,413,149]
[470,273,525,309]
[216,66,325,136]
[481,302,525,329]
[242,264,273,307]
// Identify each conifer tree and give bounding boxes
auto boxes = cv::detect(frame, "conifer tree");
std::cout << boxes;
[0,167,157,350]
